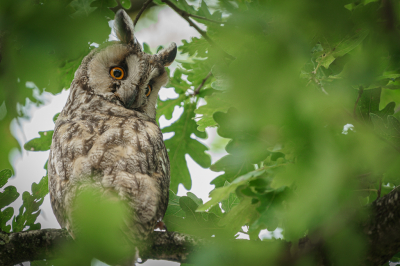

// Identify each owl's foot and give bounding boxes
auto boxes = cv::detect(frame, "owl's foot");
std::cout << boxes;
[155,221,167,231]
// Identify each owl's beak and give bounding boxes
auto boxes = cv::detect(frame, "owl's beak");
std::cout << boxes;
[115,85,137,108]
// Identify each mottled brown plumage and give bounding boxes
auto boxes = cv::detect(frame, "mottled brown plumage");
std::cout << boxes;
[48,10,176,242]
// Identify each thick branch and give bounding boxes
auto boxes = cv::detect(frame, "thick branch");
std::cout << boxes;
[0,228,72,266]
[161,0,235,60]
[3,187,400,265]
[0,229,206,266]
[363,187,400,265]
[140,231,208,262]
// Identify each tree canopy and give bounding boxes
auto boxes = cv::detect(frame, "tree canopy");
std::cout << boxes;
[2,0,400,265]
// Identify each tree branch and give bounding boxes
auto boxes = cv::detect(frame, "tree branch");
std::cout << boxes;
[0,229,206,266]
[188,14,227,25]
[0,228,72,266]
[192,71,213,96]
[363,186,400,265]
[354,86,364,118]
[159,0,227,25]
[133,0,153,26]
[3,187,400,265]
[160,0,235,60]
[109,0,155,15]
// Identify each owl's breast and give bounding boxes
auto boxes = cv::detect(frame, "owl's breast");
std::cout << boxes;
[49,111,170,235]
[53,115,167,179]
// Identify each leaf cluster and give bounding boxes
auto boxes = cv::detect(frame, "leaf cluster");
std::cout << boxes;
[5,0,400,265]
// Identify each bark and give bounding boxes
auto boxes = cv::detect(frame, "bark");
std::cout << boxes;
[2,187,400,266]
[0,228,72,266]
[0,229,207,266]
[363,188,400,265]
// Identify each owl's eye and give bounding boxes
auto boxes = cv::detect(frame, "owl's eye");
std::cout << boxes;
[145,84,152,97]
[110,67,125,80]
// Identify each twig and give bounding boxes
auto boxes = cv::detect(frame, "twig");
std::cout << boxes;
[354,189,378,192]
[110,0,155,14]
[186,13,227,25]
[134,0,153,26]
[193,71,213,96]
[157,0,228,25]
[161,0,235,60]
[109,0,123,13]
[353,86,364,118]
[377,178,382,198]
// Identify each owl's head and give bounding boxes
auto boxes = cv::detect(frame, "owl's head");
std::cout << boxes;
[74,9,177,119]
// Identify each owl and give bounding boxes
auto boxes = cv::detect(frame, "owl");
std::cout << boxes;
[48,8,176,247]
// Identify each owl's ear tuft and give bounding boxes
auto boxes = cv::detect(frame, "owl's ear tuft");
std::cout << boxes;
[156,43,177,67]
[114,9,135,45]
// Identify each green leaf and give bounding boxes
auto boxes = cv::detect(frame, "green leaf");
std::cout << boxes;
[211,64,229,91]
[163,103,211,192]
[370,113,388,137]
[32,175,49,200]
[58,48,90,91]
[143,42,152,54]
[213,108,271,163]
[11,175,48,232]
[0,169,19,233]
[250,186,289,232]
[0,207,14,233]
[180,37,209,58]
[198,169,266,211]
[221,182,240,212]
[195,93,231,131]
[369,115,400,148]
[156,94,185,122]
[187,192,203,206]
[181,59,214,91]
[357,88,395,123]
[72,188,132,264]
[0,186,19,209]
[180,196,205,223]
[70,0,97,17]
[156,45,164,53]
[165,190,185,218]
[316,29,369,69]
[345,0,379,11]
[53,113,60,123]
[12,190,43,232]
[210,154,254,188]
[165,68,191,94]
[0,169,12,188]
[24,131,54,151]
[218,198,259,234]
[164,194,223,237]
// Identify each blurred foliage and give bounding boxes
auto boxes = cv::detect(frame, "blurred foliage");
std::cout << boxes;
[2,0,400,265]
[0,169,17,233]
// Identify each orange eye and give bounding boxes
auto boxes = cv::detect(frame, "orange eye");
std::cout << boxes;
[145,84,152,97]
[110,67,125,80]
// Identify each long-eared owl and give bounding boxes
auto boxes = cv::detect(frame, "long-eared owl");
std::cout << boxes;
[48,9,176,242]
